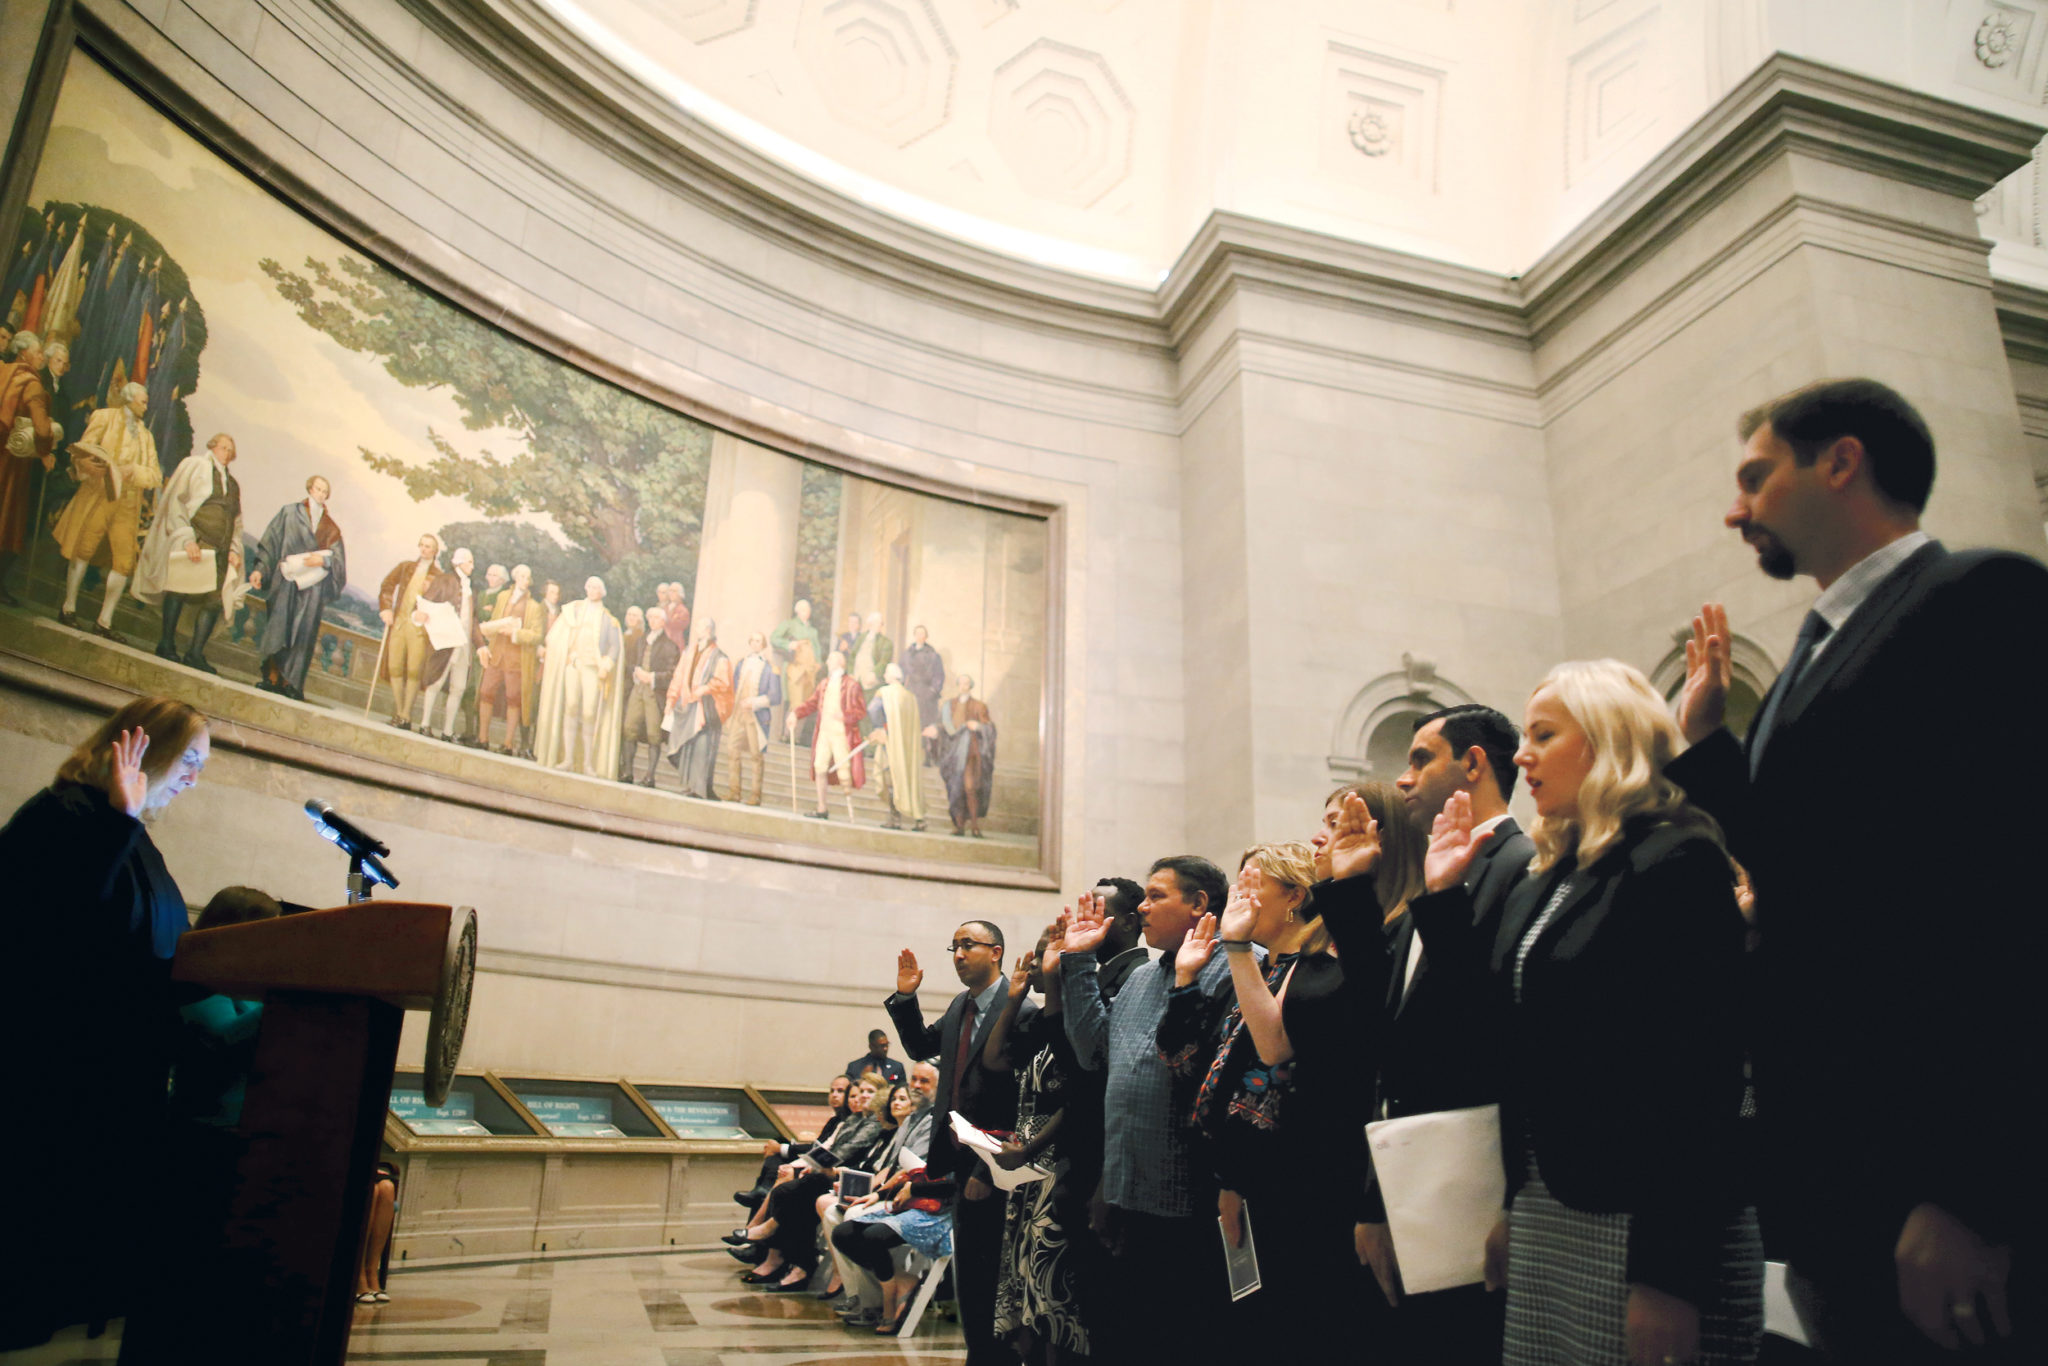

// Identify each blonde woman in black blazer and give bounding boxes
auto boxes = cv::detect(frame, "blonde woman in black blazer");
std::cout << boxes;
[1418,659,1761,1366]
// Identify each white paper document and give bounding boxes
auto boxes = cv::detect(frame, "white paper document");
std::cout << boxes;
[280,551,328,590]
[949,1110,1052,1192]
[1365,1103,1505,1295]
[417,597,470,651]
[163,547,216,596]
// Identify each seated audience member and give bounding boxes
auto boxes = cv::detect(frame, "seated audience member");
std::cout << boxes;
[1059,855,1241,1361]
[1165,834,1395,1349]
[737,1074,852,1213]
[1426,660,1762,1366]
[0,696,211,1349]
[738,1074,895,1290]
[825,1082,933,1325]
[170,886,282,1127]
[986,924,1094,1364]
[906,1058,938,1106]
[1357,708,1533,1363]
[845,1028,907,1088]
[356,1161,399,1306]
[832,1135,959,1336]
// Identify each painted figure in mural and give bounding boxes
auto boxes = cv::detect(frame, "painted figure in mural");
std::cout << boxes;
[865,661,927,832]
[535,575,623,777]
[618,604,680,786]
[835,611,861,661]
[901,623,945,768]
[376,532,443,730]
[849,610,895,694]
[0,332,60,607]
[541,579,561,637]
[789,648,866,819]
[657,581,690,650]
[938,674,997,839]
[771,597,822,746]
[134,430,244,673]
[55,381,161,639]
[475,563,544,755]
[621,605,645,664]
[664,616,733,799]
[721,631,783,806]
[417,547,481,742]
[249,475,345,701]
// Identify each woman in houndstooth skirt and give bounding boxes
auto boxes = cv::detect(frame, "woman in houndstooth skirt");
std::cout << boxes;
[1417,659,1763,1366]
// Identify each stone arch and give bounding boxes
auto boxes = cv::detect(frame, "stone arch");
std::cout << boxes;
[1647,629,1776,741]
[1326,653,1479,782]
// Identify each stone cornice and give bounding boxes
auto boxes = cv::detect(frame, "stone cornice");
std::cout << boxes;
[1520,54,2041,342]
[1995,278,2048,368]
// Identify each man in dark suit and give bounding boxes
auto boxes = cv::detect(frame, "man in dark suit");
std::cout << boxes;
[885,921,1030,1363]
[1349,705,1534,1361]
[842,1028,907,1088]
[1671,379,2045,1362]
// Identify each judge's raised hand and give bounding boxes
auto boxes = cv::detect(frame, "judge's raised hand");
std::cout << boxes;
[1062,893,1111,955]
[103,726,150,818]
[896,949,923,996]
[1424,791,1496,894]
[1175,911,1218,988]
[1326,792,1383,882]
[1677,602,1731,746]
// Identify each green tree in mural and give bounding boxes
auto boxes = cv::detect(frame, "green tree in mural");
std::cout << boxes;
[793,462,841,613]
[258,253,711,589]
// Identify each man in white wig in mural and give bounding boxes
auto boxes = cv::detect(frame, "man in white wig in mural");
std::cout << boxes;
[662,615,732,799]
[534,574,623,778]
[132,431,245,673]
[54,381,161,639]
[865,661,926,831]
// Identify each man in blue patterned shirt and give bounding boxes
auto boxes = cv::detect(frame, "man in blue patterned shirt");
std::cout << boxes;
[1061,854,1242,1361]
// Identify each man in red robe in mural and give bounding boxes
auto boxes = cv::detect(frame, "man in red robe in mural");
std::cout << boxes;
[787,648,864,820]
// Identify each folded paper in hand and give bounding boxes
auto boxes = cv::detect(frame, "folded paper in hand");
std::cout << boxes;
[949,1111,1052,1192]
[163,547,216,597]
[417,598,470,651]
[1365,1103,1504,1295]
[280,551,328,590]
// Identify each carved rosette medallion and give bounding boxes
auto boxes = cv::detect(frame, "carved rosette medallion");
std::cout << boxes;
[1348,108,1392,157]
[1977,12,2023,68]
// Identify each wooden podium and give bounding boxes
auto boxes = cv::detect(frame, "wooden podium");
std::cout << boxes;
[162,900,475,1366]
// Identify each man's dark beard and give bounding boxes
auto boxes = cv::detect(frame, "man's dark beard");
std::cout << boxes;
[1752,530,1796,580]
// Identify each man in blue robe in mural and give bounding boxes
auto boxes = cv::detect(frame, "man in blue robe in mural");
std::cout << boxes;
[937,673,997,839]
[250,474,346,700]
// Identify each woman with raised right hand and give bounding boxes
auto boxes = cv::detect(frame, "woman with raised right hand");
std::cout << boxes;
[0,696,210,1348]
[1418,660,1762,1366]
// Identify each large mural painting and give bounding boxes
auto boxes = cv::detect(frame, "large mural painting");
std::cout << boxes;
[0,53,1050,876]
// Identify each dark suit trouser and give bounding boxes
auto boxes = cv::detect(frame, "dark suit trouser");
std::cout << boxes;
[1786,1254,2042,1366]
[954,1185,1007,1364]
[1093,1208,1238,1365]
[1386,1281,1503,1366]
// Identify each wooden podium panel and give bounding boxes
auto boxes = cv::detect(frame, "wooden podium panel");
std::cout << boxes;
[138,901,473,1366]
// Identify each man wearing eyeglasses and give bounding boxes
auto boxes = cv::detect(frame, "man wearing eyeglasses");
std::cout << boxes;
[885,922,1030,1363]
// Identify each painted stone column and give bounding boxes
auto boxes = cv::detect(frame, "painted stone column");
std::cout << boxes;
[689,431,801,653]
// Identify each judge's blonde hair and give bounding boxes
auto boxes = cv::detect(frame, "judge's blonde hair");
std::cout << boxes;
[1528,659,1720,874]
[56,696,207,793]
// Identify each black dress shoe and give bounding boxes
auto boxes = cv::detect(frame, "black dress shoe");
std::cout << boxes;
[728,1245,766,1265]
[733,1189,765,1210]
[722,1230,752,1246]
[90,622,122,642]
[57,610,79,628]
[182,653,218,675]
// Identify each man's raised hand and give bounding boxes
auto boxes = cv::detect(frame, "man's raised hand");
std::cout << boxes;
[896,949,923,996]
[1424,790,1495,894]
[1175,911,1218,988]
[1677,601,1731,746]
[1063,893,1111,954]
[1327,792,1383,882]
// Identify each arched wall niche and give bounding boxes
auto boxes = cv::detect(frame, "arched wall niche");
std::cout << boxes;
[1648,629,1776,743]
[1325,654,1479,783]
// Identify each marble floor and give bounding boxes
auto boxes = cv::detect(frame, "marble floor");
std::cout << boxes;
[2,1250,968,1366]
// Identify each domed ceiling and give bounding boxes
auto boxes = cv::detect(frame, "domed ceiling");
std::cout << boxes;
[533,0,2048,285]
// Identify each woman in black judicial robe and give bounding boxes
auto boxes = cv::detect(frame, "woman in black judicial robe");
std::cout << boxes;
[0,697,211,1348]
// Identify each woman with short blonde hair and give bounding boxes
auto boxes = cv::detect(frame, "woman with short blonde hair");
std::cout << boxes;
[1427,658,1761,1366]
[0,695,212,1342]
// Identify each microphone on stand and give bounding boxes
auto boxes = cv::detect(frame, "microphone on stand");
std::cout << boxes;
[304,800,399,896]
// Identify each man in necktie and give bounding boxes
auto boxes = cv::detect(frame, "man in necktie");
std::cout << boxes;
[885,922,1025,1363]
[1670,379,2048,1363]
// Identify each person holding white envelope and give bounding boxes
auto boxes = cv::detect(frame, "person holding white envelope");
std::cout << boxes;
[1420,659,1762,1366]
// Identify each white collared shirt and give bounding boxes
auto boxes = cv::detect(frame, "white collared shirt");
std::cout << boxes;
[1805,529,1930,664]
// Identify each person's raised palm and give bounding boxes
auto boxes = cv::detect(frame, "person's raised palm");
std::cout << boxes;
[896,949,923,995]
[1326,793,1382,881]
[1007,950,1032,999]
[104,726,149,818]
[1677,602,1731,745]
[1063,894,1110,954]
[1219,868,1258,943]
[1040,923,1064,979]
[1424,791,1495,893]
[1175,911,1218,987]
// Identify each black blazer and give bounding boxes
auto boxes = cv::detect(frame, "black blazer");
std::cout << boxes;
[886,983,1034,1180]
[1378,816,1534,1121]
[1421,819,1748,1306]
[1667,542,2048,1270]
